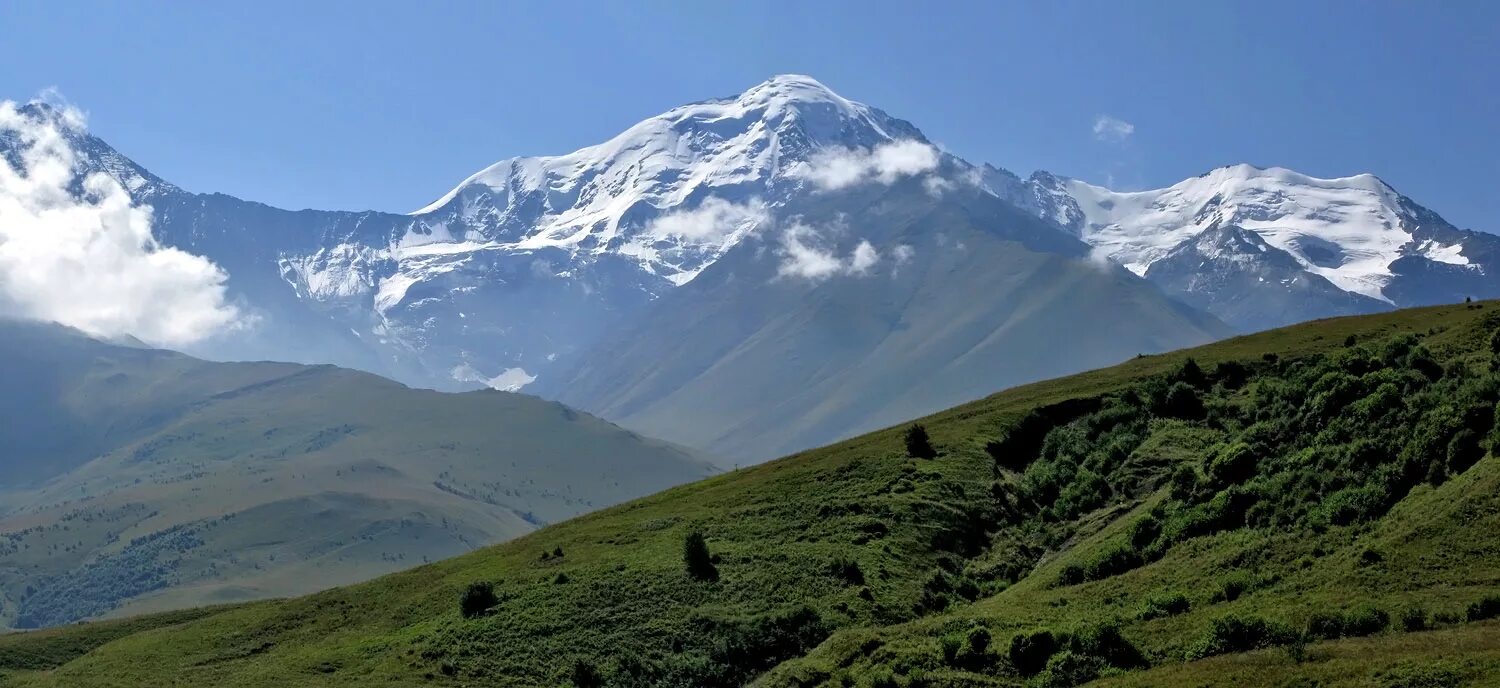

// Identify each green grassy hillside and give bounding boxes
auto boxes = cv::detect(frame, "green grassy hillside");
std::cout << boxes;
[0,322,717,630]
[5,303,1500,687]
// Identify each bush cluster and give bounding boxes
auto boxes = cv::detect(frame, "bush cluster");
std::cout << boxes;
[998,335,1500,586]
[1007,622,1145,684]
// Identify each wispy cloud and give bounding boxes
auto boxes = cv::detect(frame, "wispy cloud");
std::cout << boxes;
[775,220,881,281]
[647,197,769,243]
[798,140,941,191]
[0,98,243,345]
[1092,115,1135,143]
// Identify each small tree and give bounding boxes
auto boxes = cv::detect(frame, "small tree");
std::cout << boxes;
[459,580,498,619]
[683,530,719,582]
[905,424,937,459]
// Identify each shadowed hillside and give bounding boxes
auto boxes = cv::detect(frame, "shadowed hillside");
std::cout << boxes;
[3,302,1500,686]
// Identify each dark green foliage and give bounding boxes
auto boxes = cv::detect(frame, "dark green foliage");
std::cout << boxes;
[569,659,602,688]
[697,606,830,685]
[1033,651,1106,688]
[1067,622,1147,670]
[1127,515,1161,550]
[1174,358,1207,388]
[1007,629,1058,676]
[1466,595,1500,622]
[1213,574,1253,603]
[1008,622,1144,684]
[827,557,864,586]
[992,333,1500,587]
[1082,543,1143,583]
[459,581,497,619]
[1138,592,1191,620]
[683,531,718,582]
[1168,464,1201,501]
[1399,606,1429,632]
[1157,382,1205,419]
[1204,442,1257,488]
[1186,615,1299,660]
[966,626,992,657]
[1305,606,1389,639]
[986,398,1104,472]
[904,424,937,459]
[1213,360,1250,389]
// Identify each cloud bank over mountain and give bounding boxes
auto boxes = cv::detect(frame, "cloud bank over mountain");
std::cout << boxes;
[0,100,242,345]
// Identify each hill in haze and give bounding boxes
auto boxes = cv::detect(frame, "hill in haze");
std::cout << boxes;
[0,321,716,629]
[6,301,1499,686]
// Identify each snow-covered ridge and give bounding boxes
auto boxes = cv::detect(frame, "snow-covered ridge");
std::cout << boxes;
[1038,164,1473,302]
[406,74,924,285]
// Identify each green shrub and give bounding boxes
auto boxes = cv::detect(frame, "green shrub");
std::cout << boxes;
[1056,563,1084,587]
[1399,606,1428,632]
[683,531,719,582]
[1306,606,1388,639]
[1186,615,1299,660]
[1467,595,1500,622]
[1007,629,1057,676]
[1139,592,1191,620]
[459,581,498,619]
[1083,543,1142,582]
[1168,464,1201,501]
[827,557,864,586]
[1127,514,1161,550]
[904,424,937,459]
[569,659,602,688]
[1032,651,1106,688]
[1213,573,1253,602]
[1066,621,1146,670]
[1205,442,1257,488]
[1158,382,1205,419]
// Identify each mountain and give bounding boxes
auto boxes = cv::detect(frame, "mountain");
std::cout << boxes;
[7,302,1500,687]
[10,78,1493,462]
[988,164,1500,331]
[2,77,1235,462]
[537,172,1227,460]
[0,321,715,629]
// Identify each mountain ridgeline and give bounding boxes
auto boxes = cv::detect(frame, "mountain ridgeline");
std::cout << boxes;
[0,321,715,629]
[10,75,1494,462]
[6,303,1500,687]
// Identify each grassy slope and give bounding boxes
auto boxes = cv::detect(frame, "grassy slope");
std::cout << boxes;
[4,302,1499,687]
[0,323,717,629]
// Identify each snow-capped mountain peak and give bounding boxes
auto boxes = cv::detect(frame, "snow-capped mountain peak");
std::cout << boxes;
[1031,163,1469,302]
[407,75,924,284]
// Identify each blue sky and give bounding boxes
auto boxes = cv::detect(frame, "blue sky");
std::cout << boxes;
[1,1,1495,229]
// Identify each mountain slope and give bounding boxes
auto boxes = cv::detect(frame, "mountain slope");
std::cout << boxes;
[539,177,1230,461]
[7,301,1499,687]
[0,321,715,629]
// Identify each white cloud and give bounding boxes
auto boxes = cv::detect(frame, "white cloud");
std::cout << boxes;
[0,99,242,346]
[848,240,879,274]
[799,140,941,191]
[892,244,916,265]
[922,175,955,197]
[647,196,769,243]
[775,220,883,281]
[1092,115,1135,142]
